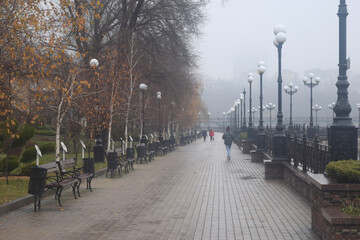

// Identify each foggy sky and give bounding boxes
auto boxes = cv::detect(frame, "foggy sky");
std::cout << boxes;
[196,0,360,79]
[197,0,360,124]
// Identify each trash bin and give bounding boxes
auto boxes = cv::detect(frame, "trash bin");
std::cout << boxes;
[82,158,95,175]
[106,151,118,178]
[126,148,134,159]
[93,145,104,162]
[28,166,47,197]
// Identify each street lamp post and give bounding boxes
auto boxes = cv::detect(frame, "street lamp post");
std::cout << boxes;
[208,111,211,130]
[251,108,257,126]
[240,94,244,131]
[328,102,335,119]
[357,104,360,129]
[273,24,287,161]
[170,101,175,141]
[284,83,299,133]
[265,103,276,130]
[157,92,162,142]
[90,58,104,162]
[236,99,240,131]
[329,0,357,162]
[242,88,247,131]
[223,112,226,130]
[257,62,266,150]
[139,83,148,144]
[302,73,320,139]
[313,104,322,127]
[247,73,255,141]
[234,101,239,131]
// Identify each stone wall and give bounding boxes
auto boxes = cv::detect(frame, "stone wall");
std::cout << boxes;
[283,163,311,201]
[266,161,360,239]
[264,160,284,180]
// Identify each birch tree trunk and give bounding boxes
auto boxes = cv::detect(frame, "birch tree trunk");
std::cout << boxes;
[55,75,75,162]
[124,32,140,148]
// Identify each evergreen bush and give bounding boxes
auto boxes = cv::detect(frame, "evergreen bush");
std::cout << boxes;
[326,160,360,183]
[20,147,37,163]
[21,162,38,176]
[40,142,55,154]
[0,155,19,173]
[34,129,56,136]
[12,125,35,148]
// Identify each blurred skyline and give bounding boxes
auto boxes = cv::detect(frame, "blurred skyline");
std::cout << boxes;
[197,0,360,123]
[196,0,360,79]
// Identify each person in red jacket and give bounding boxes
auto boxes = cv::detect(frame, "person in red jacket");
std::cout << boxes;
[209,129,214,141]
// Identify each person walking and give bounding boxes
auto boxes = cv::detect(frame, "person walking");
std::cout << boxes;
[202,130,207,142]
[222,126,234,160]
[209,129,214,141]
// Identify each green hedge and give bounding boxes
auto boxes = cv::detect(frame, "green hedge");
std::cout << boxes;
[34,129,56,136]
[20,162,37,176]
[326,160,360,183]
[20,147,37,163]
[239,132,247,140]
[40,142,55,154]
[0,155,19,173]
[12,125,35,148]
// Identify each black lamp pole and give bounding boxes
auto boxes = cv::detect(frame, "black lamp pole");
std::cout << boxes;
[273,25,287,161]
[257,63,266,150]
[170,101,175,142]
[90,58,104,162]
[242,88,247,130]
[302,73,320,139]
[240,96,243,130]
[157,92,162,142]
[329,0,357,162]
[248,75,253,128]
[284,84,298,133]
[140,83,148,144]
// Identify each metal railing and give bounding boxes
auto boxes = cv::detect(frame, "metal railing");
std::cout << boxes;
[265,131,330,174]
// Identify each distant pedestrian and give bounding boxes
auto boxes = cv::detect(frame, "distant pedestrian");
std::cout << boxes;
[209,129,214,141]
[222,126,234,160]
[202,130,207,142]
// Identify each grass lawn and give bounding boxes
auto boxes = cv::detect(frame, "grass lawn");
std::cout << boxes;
[0,176,30,205]
[0,133,128,205]
[0,161,107,206]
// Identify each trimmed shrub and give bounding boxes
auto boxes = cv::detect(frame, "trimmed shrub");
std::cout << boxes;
[34,129,56,136]
[239,132,247,140]
[20,147,37,163]
[12,125,35,148]
[0,155,19,173]
[40,142,55,154]
[326,160,360,183]
[20,162,37,176]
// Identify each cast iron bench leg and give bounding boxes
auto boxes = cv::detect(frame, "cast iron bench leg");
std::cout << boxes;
[77,180,81,198]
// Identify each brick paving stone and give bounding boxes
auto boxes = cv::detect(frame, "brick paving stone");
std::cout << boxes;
[0,135,319,239]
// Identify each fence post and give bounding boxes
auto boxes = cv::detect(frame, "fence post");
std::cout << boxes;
[286,131,291,162]
[293,132,299,168]
[313,135,320,174]
[302,133,307,173]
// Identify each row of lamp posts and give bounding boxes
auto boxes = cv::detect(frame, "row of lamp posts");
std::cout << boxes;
[224,0,357,163]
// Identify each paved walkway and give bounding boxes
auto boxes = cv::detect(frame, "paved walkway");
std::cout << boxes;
[0,135,318,240]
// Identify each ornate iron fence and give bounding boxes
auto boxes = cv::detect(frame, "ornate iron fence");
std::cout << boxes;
[265,131,330,174]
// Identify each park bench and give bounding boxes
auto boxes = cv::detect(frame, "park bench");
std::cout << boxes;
[157,141,168,155]
[135,144,155,164]
[163,139,175,151]
[28,162,79,211]
[114,147,135,174]
[57,158,94,197]
[148,142,166,156]
[105,148,135,177]
[113,148,129,175]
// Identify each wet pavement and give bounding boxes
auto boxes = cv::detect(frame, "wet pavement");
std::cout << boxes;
[0,135,318,239]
